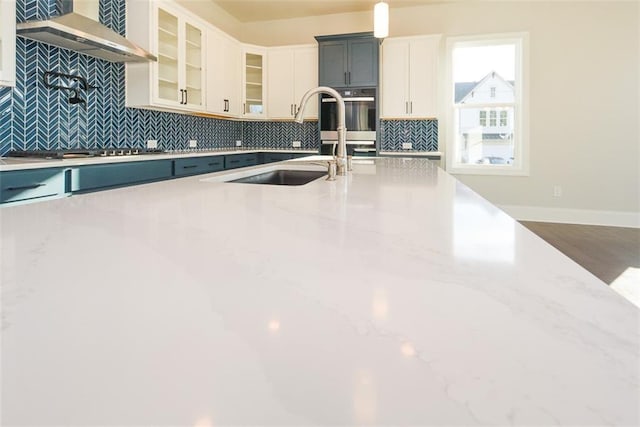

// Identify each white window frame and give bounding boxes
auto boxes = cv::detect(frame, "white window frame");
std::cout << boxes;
[445,33,529,176]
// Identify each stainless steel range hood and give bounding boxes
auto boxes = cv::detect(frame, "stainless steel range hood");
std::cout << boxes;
[16,0,156,63]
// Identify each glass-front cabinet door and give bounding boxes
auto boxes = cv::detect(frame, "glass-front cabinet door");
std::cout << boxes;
[154,4,204,109]
[243,48,266,117]
[156,8,179,103]
[183,23,202,108]
[0,0,16,87]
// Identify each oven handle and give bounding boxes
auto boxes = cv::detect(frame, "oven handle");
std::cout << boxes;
[321,97,375,103]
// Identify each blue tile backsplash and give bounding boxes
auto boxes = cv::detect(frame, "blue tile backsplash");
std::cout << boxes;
[380,119,438,152]
[0,0,437,157]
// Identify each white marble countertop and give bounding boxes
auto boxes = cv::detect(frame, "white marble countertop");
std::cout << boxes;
[0,149,318,171]
[1,157,638,426]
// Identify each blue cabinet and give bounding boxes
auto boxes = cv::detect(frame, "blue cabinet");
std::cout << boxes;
[174,156,224,176]
[0,168,66,204]
[261,152,311,163]
[225,153,258,169]
[70,160,173,192]
[317,33,379,88]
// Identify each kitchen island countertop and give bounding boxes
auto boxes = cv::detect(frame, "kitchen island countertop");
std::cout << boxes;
[1,157,638,425]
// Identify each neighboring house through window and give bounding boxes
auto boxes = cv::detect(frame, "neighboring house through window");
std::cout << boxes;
[446,33,529,175]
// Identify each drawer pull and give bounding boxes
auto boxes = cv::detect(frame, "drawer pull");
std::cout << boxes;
[5,183,46,191]
[182,165,198,169]
[208,162,220,166]
[229,160,240,164]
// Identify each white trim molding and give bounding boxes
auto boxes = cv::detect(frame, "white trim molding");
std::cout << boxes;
[499,205,640,228]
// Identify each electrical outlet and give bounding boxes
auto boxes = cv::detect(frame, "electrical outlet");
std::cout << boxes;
[189,140,197,148]
[292,141,301,148]
[553,185,562,198]
[147,139,158,149]
[402,142,412,150]
[235,140,242,147]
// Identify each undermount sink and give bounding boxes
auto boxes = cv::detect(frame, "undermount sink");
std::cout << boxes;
[228,169,326,186]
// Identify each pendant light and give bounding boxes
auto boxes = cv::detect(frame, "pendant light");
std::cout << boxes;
[374,1,389,39]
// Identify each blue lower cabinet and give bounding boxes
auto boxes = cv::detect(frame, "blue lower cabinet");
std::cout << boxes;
[174,156,224,177]
[225,153,258,169]
[71,160,173,192]
[1,168,66,204]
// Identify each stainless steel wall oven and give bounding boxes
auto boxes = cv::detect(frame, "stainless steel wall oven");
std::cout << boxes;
[320,88,377,156]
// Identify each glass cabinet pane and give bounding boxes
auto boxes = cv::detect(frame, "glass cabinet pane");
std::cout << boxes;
[245,53,263,114]
[157,8,179,103]
[184,23,202,107]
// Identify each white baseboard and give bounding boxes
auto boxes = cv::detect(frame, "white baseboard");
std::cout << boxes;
[498,205,640,228]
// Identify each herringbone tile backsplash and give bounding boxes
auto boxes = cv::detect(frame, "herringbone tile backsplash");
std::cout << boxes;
[0,0,438,156]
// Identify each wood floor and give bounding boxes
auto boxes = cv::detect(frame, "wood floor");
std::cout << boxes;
[520,221,640,285]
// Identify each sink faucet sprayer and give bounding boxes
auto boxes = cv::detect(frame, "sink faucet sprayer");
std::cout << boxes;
[294,86,350,176]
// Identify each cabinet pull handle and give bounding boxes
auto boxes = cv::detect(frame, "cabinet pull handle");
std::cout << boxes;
[184,89,188,104]
[179,89,184,104]
[290,104,293,116]
[224,99,229,112]
[410,101,413,114]
[229,160,240,164]
[208,162,220,166]
[348,71,351,84]
[183,165,197,169]
[344,72,347,84]
[5,183,46,191]
[405,101,408,114]
[243,103,246,114]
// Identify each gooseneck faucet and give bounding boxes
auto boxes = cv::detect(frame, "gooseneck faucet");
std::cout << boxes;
[295,86,348,176]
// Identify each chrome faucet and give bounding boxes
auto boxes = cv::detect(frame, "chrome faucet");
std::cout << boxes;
[294,86,348,176]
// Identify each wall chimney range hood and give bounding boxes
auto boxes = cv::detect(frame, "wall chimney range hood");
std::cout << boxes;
[16,0,156,63]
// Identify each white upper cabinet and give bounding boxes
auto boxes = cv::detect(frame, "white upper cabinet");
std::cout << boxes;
[206,28,241,117]
[267,46,318,120]
[242,46,267,118]
[381,35,440,118]
[126,1,205,112]
[0,0,16,87]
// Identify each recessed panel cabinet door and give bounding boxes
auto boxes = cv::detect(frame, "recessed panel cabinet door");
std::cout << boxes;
[408,36,439,118]
[319,41,348,87]
[381,39,410,117]
[347,38,378,87]
[0,0,16,87]
[207,30,241,116]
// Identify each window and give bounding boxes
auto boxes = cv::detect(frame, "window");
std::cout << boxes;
[446,33,529,175]
[500,110,508,126]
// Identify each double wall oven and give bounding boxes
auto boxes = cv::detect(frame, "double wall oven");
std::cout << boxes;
[320,87,377,157]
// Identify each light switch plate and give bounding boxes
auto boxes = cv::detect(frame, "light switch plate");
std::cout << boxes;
[147,139,158,149]
[235,140,242,147]
[402,142,412,150]
[292,141,301,148]
[189,140,197,148]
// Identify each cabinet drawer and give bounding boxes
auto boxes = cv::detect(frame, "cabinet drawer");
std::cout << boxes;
[71,160,173,192]
[225,153,258,169]
[1,168,65,203]
[262,153,294,163]
[174,156,224,176]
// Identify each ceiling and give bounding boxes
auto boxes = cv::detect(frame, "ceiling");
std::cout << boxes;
[212,0,438,23]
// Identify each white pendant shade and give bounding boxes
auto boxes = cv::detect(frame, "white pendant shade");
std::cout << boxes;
[374,1,389,39]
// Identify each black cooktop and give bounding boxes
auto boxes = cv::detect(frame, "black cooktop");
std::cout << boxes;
[6,148,166,159]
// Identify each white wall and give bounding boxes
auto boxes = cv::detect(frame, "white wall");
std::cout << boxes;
[231,1,639,225]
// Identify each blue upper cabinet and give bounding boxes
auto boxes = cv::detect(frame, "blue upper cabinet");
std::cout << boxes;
[316,33,379,88]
